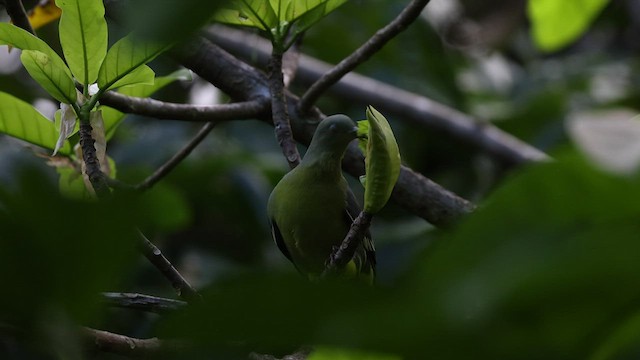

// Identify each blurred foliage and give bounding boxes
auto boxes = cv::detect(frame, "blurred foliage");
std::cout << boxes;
[1,0,640,359]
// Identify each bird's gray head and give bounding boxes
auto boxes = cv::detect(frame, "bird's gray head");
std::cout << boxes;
[311,114,358,151]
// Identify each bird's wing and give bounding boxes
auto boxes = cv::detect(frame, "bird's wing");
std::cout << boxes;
[270,219,293,263]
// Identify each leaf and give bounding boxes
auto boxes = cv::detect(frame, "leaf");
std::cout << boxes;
[53,103,77,155]
[28,0,62,31]
[102,69,193,140]
[0,23,71,78]
[287,0,348,35]
[356,119,369,154]
[20,50,77,104]
[362,106,401,214]
[0,92,71,154]
[528,0,610,52]
[97,34,167,91]
[214,0,279,31]
[109,64,155,90]
[55,0,107,85]
[308,347,401,360]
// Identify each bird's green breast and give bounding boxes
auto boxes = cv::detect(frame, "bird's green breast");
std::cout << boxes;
[268,165,350,274]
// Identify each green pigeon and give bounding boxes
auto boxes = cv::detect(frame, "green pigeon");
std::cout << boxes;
[267,114,375,281]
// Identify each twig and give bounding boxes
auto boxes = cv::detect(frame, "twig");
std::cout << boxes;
[79,121,110,198]
[103,121,217,192]
[136,122,215,191]
[269,48,301,168]
[102,292,186,313]
[4,0,34,35]
[324,211,373,275]
[99,92,268,122]
[83,327,178,357]
[297,0,431,113]
[209,26,549,166]
[138,231,202,303]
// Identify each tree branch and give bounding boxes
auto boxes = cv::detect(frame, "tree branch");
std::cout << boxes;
[269,48,301,168]
[79,121,110,198]
[324,211,373,275]
[4,0,34,35]
[83,327,176,357]
[102,292,186,313]
[298,0,431,113]
[99,92,268,122]
[209,26,550,166]
[138,231,202,303]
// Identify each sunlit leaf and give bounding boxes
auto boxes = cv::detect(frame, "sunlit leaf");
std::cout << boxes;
[528,0,610,52]
[362,106,401,214]
[287,0,347,35]
[97,34,167,91]
[20,50,76,104]
[55,0,107,85]
[0,92,71,154]
[0,23,71,78]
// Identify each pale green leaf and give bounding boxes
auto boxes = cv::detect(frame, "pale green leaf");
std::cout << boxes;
[97,34,167,91]
[362,106,401,214]
[0,92,71,154]
[528,0,610,52]
[55,0,108,85]
[287,0,348,35]
[214,0,279,31]
[102,69,192,140]
[108,64,155,90]
[0,23,71,78]
[20,50,77,104]
[356,119,369,154]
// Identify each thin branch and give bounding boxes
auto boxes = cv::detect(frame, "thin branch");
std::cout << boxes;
[209,26,549,166]
[4,0,34,35]
[83,327,178,357]
[99,92,268,122]
[136,122,215,191]
[138,231,202,303]
[102,292,186,313]
[297,0,431,113]
[269,48,301,168]
[324,211,373,275]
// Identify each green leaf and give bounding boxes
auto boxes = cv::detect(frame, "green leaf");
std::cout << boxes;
[528,0,610,52]
[362,106,401,214]
[55,0,108,85]
[0,23,71,78]
[102,69,192,140]
[97,34,167,91]
[214,0,346,40]
[308,347,401,360]
[20,50,77,104]
[356,119,369,154]
[0,92,71,154]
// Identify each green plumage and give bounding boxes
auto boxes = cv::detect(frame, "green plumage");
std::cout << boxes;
[268,115,375,280]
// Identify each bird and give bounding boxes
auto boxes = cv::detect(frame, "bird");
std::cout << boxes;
[267,114,375,282]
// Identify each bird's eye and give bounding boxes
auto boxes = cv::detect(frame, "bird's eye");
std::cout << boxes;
[329,123,337,132]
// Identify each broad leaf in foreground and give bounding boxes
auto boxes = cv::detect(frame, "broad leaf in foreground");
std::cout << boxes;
[20,50,77,104]
[0,92,71,155]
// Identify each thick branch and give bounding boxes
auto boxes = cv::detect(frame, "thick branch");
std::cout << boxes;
[209,26,549,166]
[100,92,268,122]
[138,231,202,303]
[102,292,186,313]
[79,121,110,198]
[298,0,431,113]
[4,0,34,35]
[269,49,301,168]
[83,328,174,357]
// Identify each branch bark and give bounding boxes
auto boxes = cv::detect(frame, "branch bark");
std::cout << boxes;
[79,120,110,198]
[298,0,432,113]
[99,93,268,122]
[83,327,176,357]
[102,292,186,313]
